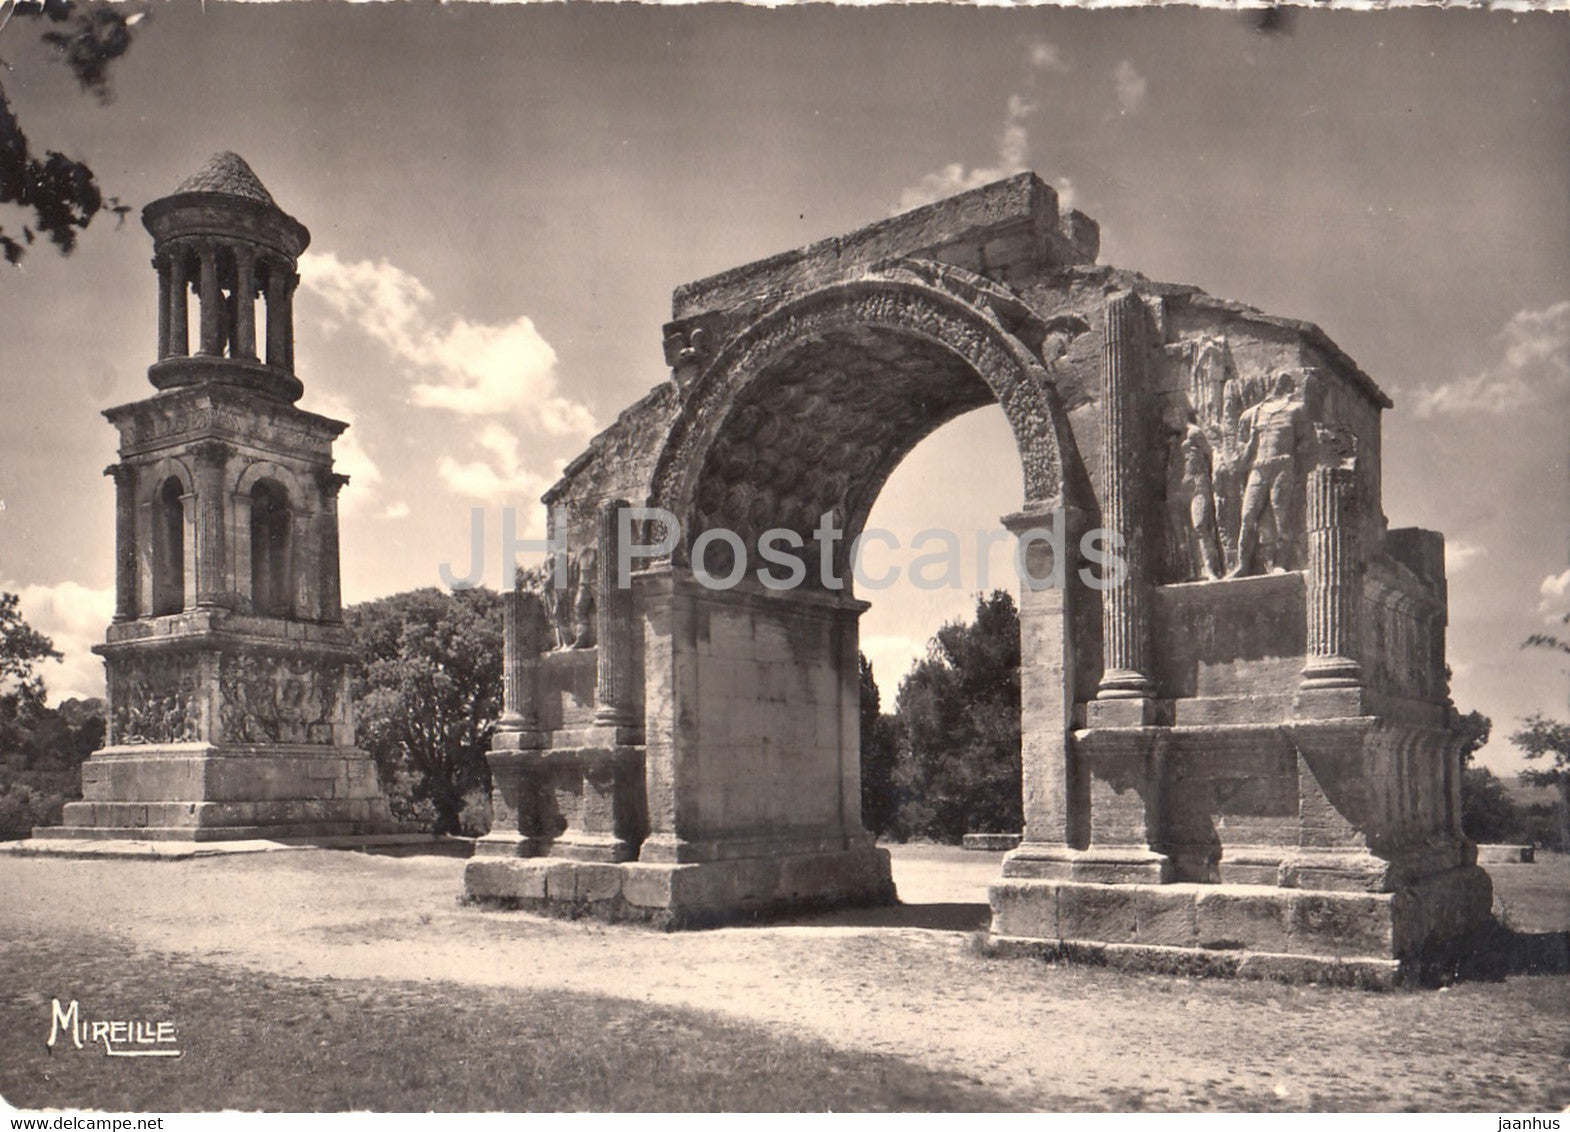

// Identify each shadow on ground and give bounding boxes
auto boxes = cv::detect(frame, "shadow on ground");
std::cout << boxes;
[1447,923,1570,982]
[781,901,992,932]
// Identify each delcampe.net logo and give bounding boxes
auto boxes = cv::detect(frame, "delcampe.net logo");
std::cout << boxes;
[46,998,182,1059]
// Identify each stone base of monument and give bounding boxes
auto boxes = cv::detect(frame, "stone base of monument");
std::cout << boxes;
[1475,843,1535,864]
[464,841,896,928]
[30,742,401,842]
[988,863,1494,986]
[963,832,1023,851]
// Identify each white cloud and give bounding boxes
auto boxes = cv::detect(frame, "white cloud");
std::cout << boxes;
[304,391,382,518]
[436,424,555,504]
[1413,299,1570,418]
[1539,568,1570,624]
[1114,60,1147,115]
[898,95,1034,213]
[1028,41,1068,73]
[1445,540,1486,571]
[4,580,114,704]
[298,252,595,437]
[897,94,1075,215]
[383,501,411,521]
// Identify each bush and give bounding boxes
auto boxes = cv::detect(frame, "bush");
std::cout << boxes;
[0,782,64,840]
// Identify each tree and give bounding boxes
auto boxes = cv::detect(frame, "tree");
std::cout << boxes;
[1460,766,1518,845]
[0,590,60,706]
[890,590,1022,842]
[857,653,901,838]
[1453,709,1491,770]
[1,0,139,264]
[344,587,504,836]
[1513,715,1570,812]
[1512,605,1569,838]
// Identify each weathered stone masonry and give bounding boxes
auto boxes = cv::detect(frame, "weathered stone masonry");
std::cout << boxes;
[38,153,397,843]
[466,171,1490,976]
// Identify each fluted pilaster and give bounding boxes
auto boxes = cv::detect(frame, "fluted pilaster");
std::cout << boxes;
[192,441,230,609]
[1301,463,1362,688]
[594,499,635,728]
[107,464,138,621]
[1096,291,1154,699]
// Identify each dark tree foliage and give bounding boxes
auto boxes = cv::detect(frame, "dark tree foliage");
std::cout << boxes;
[1511,608,1570,840]
[0,0,138,264]
[1453,709,1491,770]
[857,653,901,838]
[0,592,104,837]
[1514,715,1570,810]
[889,590,1022,842]
[0,590,60,705]
[1461,766,1517,845]
[344,587,504,836]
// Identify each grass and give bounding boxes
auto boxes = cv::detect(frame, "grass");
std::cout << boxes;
[0,935,1027,1112]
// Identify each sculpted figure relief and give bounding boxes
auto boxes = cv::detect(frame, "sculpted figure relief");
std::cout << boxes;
[220,654,336,744]
[521,549,597,650]
[111,656,201,744]
[1160,342,1322,581]
[1230,371,1313,577]
[1162,406,1225,581]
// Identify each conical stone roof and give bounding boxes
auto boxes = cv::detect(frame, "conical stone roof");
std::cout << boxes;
[174,152,276,206]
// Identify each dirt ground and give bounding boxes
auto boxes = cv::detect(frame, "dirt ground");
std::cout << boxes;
[2,843,1566,1111]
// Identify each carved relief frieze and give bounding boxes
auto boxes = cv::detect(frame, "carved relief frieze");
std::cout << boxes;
[519,551,597,650]
[1158,340,1347,582]
[108,652,202,745]
[219,652,341,744]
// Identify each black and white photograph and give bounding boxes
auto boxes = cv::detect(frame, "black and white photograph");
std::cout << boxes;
[1,0,1566,1115]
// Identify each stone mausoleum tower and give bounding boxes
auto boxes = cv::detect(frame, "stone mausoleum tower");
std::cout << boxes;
[39,153,396,842]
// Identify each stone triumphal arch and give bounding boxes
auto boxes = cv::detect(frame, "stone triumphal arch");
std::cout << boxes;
[463,172,1490,978]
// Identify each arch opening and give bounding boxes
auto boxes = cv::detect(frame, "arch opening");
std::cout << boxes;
[684,325,1026,587]
[250,479,293,617]
[151,476,186,616]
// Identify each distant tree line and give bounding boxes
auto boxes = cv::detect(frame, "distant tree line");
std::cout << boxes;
[860,591,1023,843]
[0,593,104,838]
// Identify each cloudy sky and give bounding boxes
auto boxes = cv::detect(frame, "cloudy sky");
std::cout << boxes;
[1,2,1565,773]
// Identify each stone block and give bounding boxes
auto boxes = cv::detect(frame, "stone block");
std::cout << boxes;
[1134,888,1198,947]
[465,859,547,902]
[1057,883,1138,943]
[1195,889,1289,952]
[1287,891,1394,958]
[988,880,1059,939]
[542,860,581,902]
[573,863,625,904]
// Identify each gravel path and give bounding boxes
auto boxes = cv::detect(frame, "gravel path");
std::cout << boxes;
[2,844,1565,1110]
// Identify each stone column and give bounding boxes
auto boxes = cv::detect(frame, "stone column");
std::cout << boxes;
[265,263,289,369]
[1301,463,1362,689]
[281,272,297,372]
[197,243,222,357]
[1095,291,1154,702]
[478,587,547,859]
[497,588,545,739]
[594,498,635,731]
[193,442,230,609]
[292,509,316,620]
[154,256,171,360]
[168,249,189,357]
[233,246,257,362]
[1002,505,1084,858]
[319,473,347,622]
[106,464,137,622]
